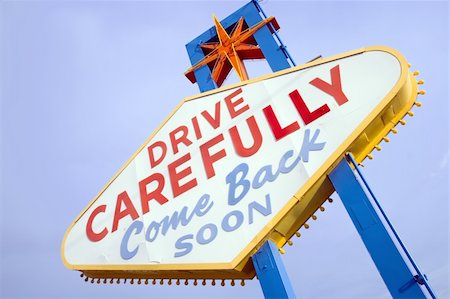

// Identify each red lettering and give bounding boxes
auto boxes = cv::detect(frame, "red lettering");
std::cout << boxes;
[169,125,192,155]
[290,89,330,125]
[229,116,262,157]
[263,105,300,141]
[200,134,227,179]
[225,88,249,118]
[310,65,348,106]
[139,173,169,214]
[191,116,202,140]
[86,205,108,242]
[201,101,221,129]
[168,153,198,198]
[112,191,139,232]
[147,141,167,168]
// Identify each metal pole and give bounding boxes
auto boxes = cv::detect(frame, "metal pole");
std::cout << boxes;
[346,153,437,298]
[252,0,297,67]
[252,240,297,299]
[328,157,428,298]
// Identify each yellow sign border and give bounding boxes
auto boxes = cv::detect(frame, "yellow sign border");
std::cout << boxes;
[61,46,418,280]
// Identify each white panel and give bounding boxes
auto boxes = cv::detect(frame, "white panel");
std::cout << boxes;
[64,50,401,265]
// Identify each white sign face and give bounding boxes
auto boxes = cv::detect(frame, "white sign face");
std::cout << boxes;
[62,47,411,271]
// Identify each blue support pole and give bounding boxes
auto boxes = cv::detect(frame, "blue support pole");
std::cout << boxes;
[252,240,297,299]
[241,4,291,73]
[251,0,297,67]
[328,157,427,298]
[346,154,437,298]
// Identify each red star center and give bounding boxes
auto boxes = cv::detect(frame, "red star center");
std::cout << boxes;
[185,15,280,88]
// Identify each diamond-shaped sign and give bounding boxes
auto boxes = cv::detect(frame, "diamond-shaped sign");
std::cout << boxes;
[61,46,418,281]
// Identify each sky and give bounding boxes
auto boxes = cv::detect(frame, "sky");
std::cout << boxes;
[0,0,448,298]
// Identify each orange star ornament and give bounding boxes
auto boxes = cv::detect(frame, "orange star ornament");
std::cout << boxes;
[185,15,280,88]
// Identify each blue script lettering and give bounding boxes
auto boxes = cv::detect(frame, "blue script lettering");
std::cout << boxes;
[248,194,272,224]
[221,210,244,232]
[120,220,143,260]
[253,165,277,189]
[227,129,325,205]
[174,194,272,258]
[144,193,212,243]
[225,163,250,206]
[300,129,325,162]
[174,234,193,258]
[120,193,213,260]
[196,224,218,245]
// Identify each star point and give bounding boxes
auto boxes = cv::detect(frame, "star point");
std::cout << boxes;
[185,16,279,88]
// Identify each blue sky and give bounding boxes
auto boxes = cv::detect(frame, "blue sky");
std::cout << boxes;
[0,1,448,298]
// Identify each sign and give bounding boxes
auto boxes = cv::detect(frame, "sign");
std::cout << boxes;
[61,46,419,281]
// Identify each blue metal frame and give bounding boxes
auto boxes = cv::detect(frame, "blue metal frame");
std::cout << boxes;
[346,154,437,298]
[328,157,429,298]
[252,240,297,299]
[251,0,297,67]
[185,1,292,92]
[185,3,436,298]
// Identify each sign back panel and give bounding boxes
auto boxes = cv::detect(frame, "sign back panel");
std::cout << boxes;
[62,46,419,281]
